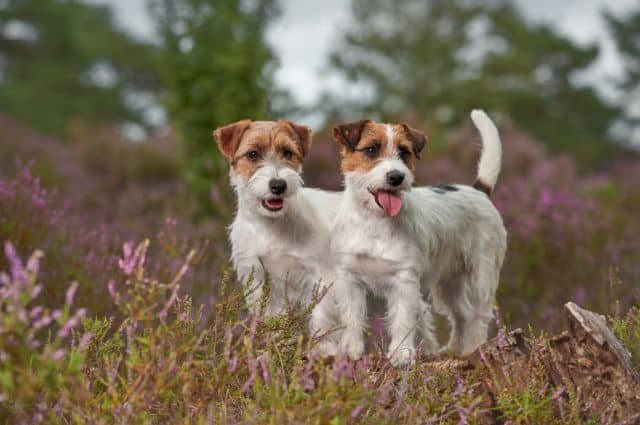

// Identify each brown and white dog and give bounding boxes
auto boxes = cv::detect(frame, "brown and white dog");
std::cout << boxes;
[214,120,341,325]
[312,110,507,366]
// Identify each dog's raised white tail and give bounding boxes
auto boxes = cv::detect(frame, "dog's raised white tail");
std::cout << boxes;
[470,109,502,195]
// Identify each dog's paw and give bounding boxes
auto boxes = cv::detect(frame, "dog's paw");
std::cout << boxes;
[313,339,339,358]
[387,345,416,368]
[340,333,365,360]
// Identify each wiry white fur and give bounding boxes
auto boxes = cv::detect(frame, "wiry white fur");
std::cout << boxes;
[313,111,507,367]
[471,109,501,189]
[228,158,341,318]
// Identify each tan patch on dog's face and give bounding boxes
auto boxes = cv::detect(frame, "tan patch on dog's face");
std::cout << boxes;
[339,122,388,173]
[394,124,421,172]
[334,121,426,173]
[214,120,311,180]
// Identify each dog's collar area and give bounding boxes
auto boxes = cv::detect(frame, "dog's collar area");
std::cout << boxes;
[262,198,284,211]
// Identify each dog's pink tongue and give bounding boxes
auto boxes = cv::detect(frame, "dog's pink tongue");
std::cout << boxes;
[375,190,402,217]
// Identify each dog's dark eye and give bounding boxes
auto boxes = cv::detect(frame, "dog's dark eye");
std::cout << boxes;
[282,149,293,160]
[246,150,260,162]
[398,147,411,160]
[363,145,379,158]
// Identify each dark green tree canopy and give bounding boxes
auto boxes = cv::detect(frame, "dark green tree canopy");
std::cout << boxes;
[606,9,640,144]
[330,0,620,166]
[0,0,161,136]
[148,0,284,213]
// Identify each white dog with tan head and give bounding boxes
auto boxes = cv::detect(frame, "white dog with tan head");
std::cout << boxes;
[313,110,507,367]
[214,119,341,321]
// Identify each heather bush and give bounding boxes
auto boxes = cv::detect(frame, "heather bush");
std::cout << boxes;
[0,242,89,422]
[0,162,117,317]
[0,117,228,318]
[3,238,622,423]
[1,114,639,422]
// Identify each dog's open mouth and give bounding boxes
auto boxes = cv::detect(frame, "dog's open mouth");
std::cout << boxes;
[371,189,403,217]
[262,198,284,212]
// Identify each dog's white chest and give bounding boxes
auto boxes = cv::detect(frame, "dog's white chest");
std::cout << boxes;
[230,216,331,306]
[332,212,421,293]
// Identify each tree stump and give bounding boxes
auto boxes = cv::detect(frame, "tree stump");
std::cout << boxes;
[564,301,640,384]
[458,302,640,423]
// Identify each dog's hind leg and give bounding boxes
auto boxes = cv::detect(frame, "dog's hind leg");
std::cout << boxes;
[436,260,498,356]
[432,278,472,356]
[417,298,440,355]
[464,255,501,354]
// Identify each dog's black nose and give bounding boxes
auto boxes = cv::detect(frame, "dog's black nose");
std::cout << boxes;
[269,178,287,195]
[386,170,405,187]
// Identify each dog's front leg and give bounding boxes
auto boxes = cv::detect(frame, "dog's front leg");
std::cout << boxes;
[241,265,271,316]
[336,271,367,360]
[309,290,340,357]
[386,276,422,367]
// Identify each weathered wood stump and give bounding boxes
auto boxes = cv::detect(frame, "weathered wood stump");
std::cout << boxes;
[451,302,640,423]
[564,301,640,384]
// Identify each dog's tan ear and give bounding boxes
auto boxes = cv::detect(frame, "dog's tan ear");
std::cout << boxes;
[280,120,312,157]
[401,124,427,158]
[333,120,370,151]
[213,120,252,161]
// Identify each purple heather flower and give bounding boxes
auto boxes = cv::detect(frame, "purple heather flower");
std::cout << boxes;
[78,332,94,350]
[351,404,365,419]
[452,376,466,397]
[107,280,118,299]
[241,358,258,394]
[51,348,67,361]
[553,386,566,401]
[495,308,507,349]
[30,306,44,319]
[333,357,354,383]
[65,281,79,305]
[538,188,553,210]
[118,242,137,275]
[33,314,55,330]
[31,284,43,299]
[573,286,587,304]
[57,308,87,339]
[5,242,26,283]
[259,354,270,384]
[224,328,238,373]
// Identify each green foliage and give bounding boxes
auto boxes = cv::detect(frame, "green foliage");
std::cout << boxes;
[495,376,559,424]
[148,0,284,214]
[605,8,640,143]
[0,245,88,423]
[0,0,161,136]
[611,305,640,369]
[330,0,620,166]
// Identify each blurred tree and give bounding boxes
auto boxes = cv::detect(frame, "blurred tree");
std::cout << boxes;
[330,0,621,166]
[148,0,284,215]
[0,0,160,137]
[605,8,640,146]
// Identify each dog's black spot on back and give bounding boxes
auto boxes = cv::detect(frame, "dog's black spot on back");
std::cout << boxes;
[431,184,459,194]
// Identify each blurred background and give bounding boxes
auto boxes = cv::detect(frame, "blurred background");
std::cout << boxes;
[1,0,639,331]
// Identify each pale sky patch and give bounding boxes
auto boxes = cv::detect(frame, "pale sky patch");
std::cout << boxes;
[87,0,636,127]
